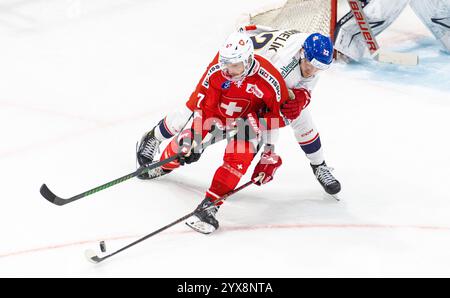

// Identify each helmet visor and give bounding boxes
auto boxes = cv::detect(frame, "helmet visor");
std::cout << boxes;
[308,58,331,70]
[300,50,330,73]
[302,48,331,71]
[219,59,246,81]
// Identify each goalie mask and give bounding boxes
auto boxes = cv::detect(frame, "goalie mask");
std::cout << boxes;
[219,32,255,81]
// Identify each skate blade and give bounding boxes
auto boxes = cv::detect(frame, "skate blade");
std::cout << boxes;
[326,193,341,202]
[186,216,216,235]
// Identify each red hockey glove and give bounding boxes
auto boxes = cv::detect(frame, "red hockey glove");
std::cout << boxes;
[251,150,282,186]
[280,88,311,120]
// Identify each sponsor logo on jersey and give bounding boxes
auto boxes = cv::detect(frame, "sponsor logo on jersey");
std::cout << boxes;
[218,96,250,118]
[258,67,282,102]
[245,83,264,98]
[280,57,299,78]
[268,30,300,53]
[202,64,221,88]
[221,80,231,89]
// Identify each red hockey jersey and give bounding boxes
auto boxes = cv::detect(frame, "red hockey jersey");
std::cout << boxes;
[185,53,289,131]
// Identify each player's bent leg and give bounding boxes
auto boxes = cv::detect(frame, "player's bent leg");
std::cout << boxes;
[137,131,182,180]
[137,127,161,168]
[155,105,194,141]
[160,135,184,171]
[291,108,324,164]
[186,139,256,234]
[290,108,341,195]
[136,106,193,179]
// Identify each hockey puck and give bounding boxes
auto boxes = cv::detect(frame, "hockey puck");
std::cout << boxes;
[99,241,106,253]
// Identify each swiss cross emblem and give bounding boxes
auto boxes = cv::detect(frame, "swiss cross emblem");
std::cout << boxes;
[218,96,250,118]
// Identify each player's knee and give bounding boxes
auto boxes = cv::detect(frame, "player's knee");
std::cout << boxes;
[208,161,248,199]
[224,140,255,175]
[207,141,255,198]
[160,138,181,171]
[166,105,193,134]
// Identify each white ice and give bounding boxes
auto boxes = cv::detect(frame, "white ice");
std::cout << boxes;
[0,0,449,277]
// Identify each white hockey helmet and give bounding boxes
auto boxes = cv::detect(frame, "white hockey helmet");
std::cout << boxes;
[219,32,254,81]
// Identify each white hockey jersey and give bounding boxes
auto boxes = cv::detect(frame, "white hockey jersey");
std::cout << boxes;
[244,26,319,93]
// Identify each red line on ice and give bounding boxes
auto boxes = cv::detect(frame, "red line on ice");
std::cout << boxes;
[1,223,449,259]
[0,235,138,258]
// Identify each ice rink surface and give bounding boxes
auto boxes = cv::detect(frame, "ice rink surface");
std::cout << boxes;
[0,0,449,277]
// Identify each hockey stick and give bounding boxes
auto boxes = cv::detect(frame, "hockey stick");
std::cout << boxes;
[85,180,255,264]
[40,112,198,206]
[39,156,180,206]
[40,124,231,206]
[347,0,418,66]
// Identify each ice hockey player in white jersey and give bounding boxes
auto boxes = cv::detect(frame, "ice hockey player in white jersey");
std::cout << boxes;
[242,25,341,195]
[136,28,341,195]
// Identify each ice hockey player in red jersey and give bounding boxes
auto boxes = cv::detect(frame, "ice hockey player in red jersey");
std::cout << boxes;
[137,28,341,198]
[138,31,301,234]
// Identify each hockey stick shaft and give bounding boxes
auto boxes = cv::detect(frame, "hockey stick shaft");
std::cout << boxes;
[87,180,254,263]
[40,155,180,206]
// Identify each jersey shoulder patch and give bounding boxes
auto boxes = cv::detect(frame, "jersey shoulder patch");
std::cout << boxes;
[202,63,222,89]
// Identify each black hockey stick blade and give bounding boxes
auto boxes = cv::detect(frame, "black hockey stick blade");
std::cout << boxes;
[85,249,104,264]
[40,184,57,204]
[40,183,85,206]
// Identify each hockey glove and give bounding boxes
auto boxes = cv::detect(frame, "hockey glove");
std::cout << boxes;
[251,149,282,186]
[281,88,311,120]
[177,129,203,166]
